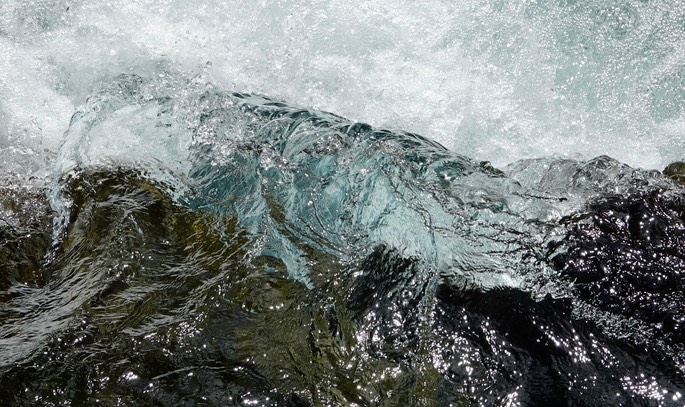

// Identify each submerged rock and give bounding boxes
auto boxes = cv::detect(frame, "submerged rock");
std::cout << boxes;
[3,71,685,406]
[0,182,53,290]
[664,161,685,185]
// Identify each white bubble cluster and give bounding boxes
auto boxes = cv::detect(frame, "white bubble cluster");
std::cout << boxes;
[1,0,684,171]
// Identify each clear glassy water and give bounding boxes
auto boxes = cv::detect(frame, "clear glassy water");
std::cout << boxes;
[2,1,685,406]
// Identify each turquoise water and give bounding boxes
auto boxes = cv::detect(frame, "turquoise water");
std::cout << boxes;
[2,1,685,406]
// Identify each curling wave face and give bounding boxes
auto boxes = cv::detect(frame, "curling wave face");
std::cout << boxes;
[2,71,685,405]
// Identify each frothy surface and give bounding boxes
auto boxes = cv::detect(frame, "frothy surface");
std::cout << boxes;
[1,0,685,171]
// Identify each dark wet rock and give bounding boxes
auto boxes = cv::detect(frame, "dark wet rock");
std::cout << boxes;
[550,189,685,354]
[0,183,53,290]
[664,161,685,185]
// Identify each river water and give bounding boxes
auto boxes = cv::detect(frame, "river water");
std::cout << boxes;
[2,1,685,406]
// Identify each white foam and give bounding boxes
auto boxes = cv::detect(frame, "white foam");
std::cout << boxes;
[1,0,684,172]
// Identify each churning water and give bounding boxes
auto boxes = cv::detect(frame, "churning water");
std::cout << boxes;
[3,1,685,406]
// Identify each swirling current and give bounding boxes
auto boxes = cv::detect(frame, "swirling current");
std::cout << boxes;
[4,1,685,406]
[2,69,685,406]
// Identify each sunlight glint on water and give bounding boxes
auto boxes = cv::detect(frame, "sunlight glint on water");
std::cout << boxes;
[3,1,685,406]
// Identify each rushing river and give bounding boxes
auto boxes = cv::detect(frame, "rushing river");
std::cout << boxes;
[3,1,685,406]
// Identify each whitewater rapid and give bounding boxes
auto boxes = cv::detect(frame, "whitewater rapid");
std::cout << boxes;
[3,1,685,406]
[1,0,685,174]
